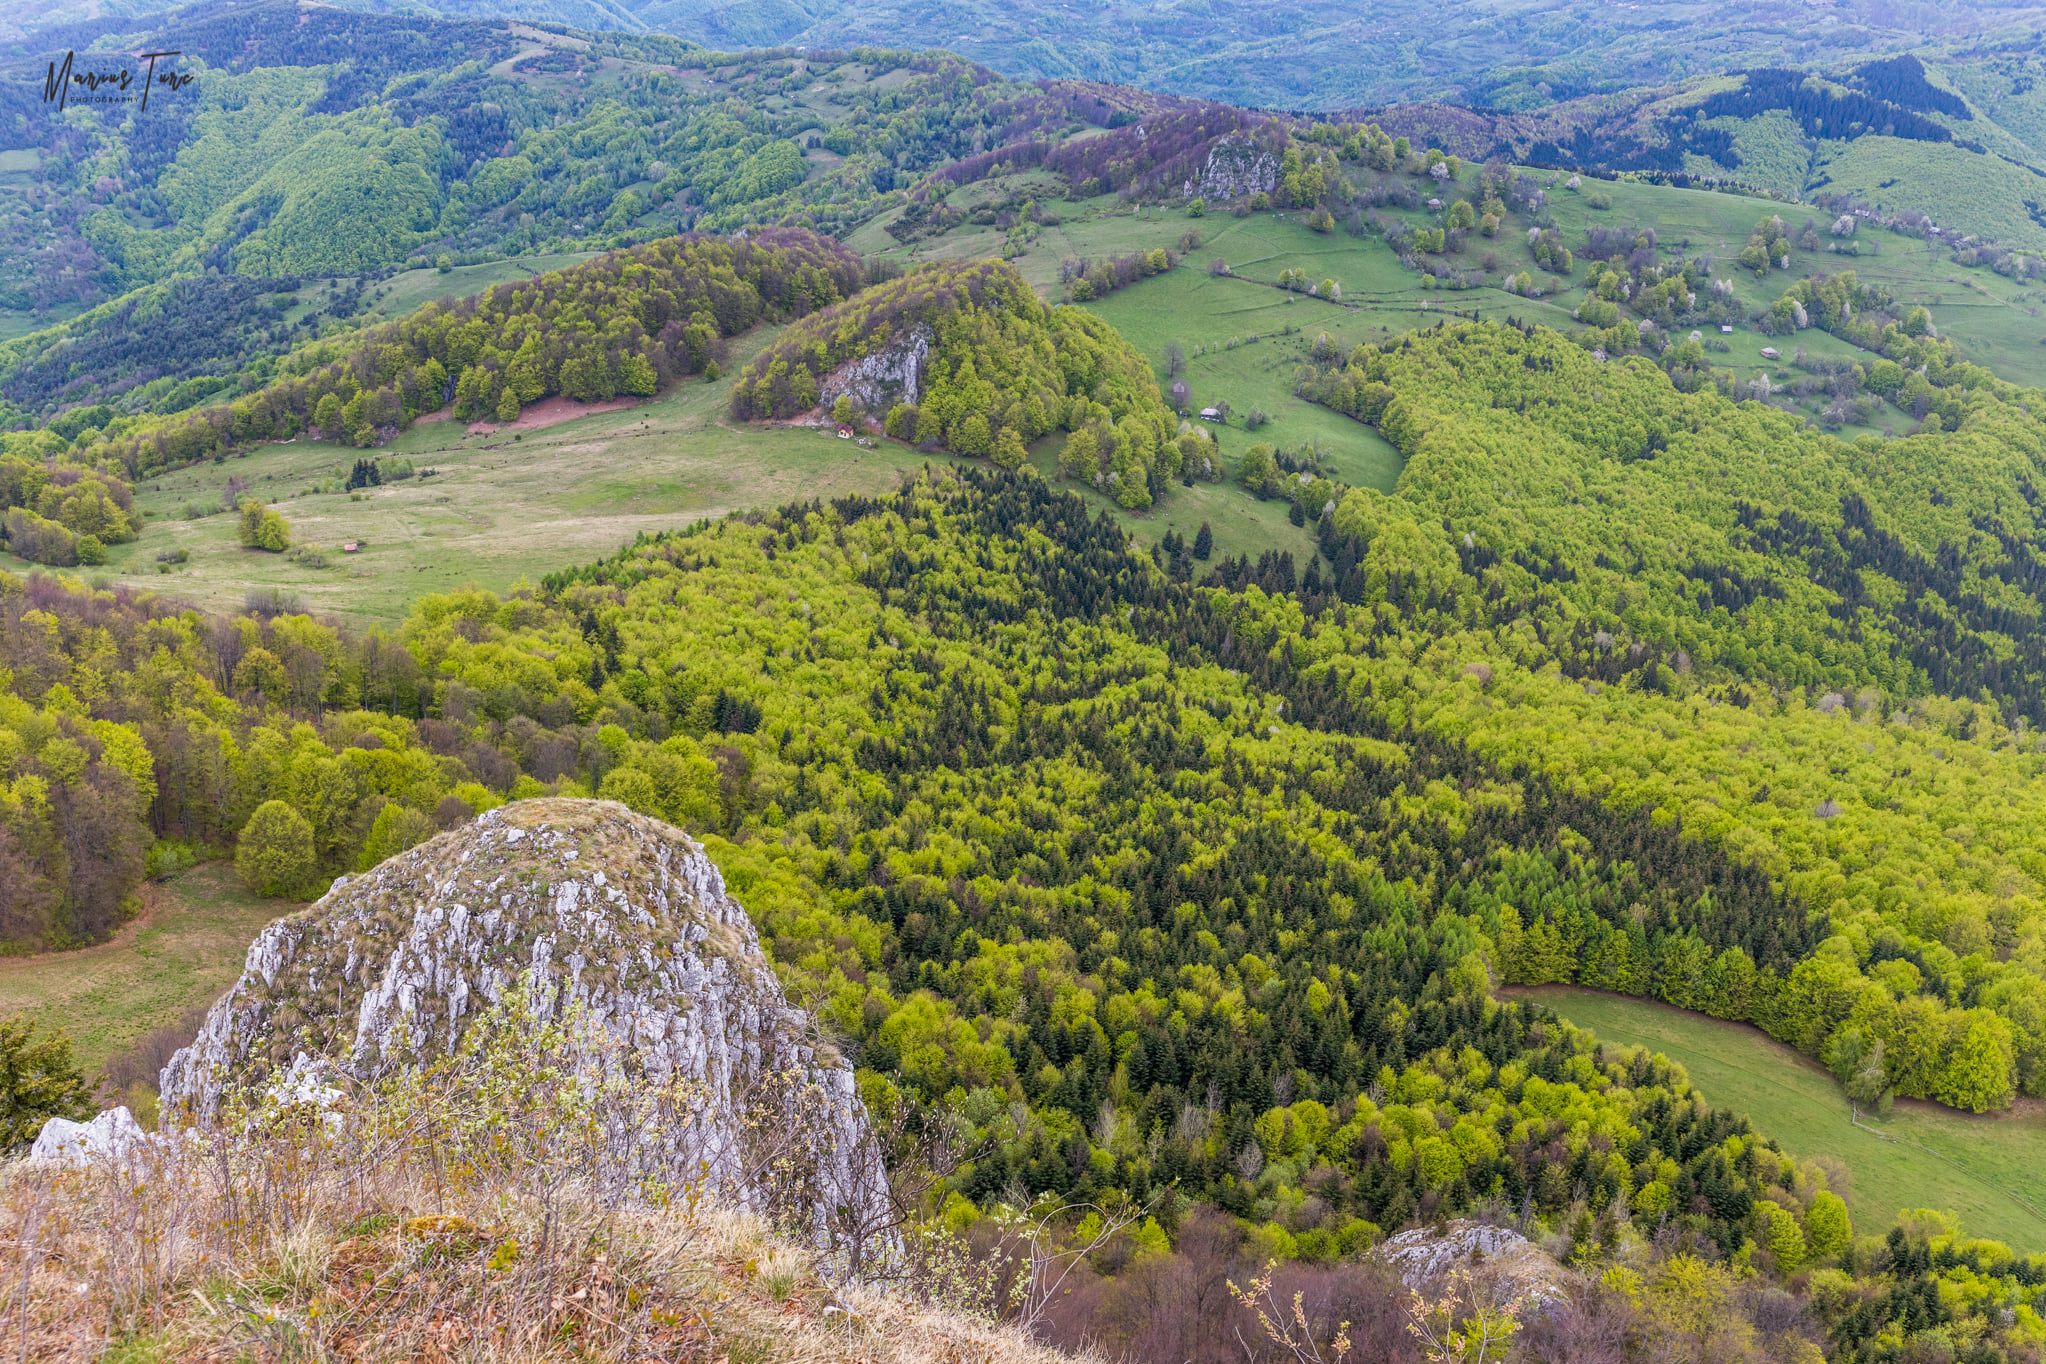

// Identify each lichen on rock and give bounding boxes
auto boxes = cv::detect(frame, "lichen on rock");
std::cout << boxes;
[160,798,893,1260]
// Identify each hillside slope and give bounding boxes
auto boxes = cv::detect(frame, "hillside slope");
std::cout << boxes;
[1376,52,2046,253]
[3,802,1071,1363]
[0,6,1066,322]
[15,0,2046,110]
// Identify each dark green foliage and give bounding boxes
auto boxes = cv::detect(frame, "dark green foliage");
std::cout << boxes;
[0,1020,92,1149]
[0,276,325,422]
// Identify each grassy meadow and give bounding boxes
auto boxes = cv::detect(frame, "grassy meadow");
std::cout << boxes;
[360,250,605,322]
[1510,985,2046,1252]
[862,163,2046,447]
[0,864,288,1084]
[9,336,935,625]
[1547,173,2046,390]
[1813,136,2046,255]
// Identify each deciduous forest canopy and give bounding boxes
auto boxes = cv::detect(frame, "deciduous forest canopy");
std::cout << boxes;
[10,1,2046,1360]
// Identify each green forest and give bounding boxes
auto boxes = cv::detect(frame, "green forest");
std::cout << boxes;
[13,2,2046,1358]
[11,470,2046,1357]
[1282,318,2046,1114]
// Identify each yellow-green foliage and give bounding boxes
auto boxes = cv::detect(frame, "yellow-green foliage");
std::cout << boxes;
[0,450,137,565]
[730,259,1179,507]
[1293,320,2046,1109]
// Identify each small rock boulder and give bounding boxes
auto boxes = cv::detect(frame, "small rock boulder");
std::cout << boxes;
[1378,1219,1570,1308]
[30,1106,145,1166]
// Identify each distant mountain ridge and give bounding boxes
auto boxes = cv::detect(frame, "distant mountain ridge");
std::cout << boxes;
[12,0,2046,110]
[11,0,2044,298]
[1369,48,2046,251]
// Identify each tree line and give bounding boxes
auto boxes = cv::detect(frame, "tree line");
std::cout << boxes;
[59,229,869,482]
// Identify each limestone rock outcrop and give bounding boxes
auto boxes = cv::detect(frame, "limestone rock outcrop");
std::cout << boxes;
[820,324,932,414]
[161,799,891,1257]
[1378,1219,1570,1308]
[29,1106,146,1166]
[1184,136,1279,202]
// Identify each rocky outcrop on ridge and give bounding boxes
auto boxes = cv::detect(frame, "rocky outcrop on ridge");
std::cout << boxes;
[1378,1219,1571,1308]
[159,798,892,1258]
[28,1106,145,1166]
[819,323,932,413]
[1184,136,1279,201]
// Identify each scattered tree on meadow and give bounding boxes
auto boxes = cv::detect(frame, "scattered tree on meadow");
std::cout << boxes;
[236,800,318,897]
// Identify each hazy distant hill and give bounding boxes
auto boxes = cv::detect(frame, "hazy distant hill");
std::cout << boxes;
[0,2,1065,317]
[14,0,2046,111]
[1373,47,2046,251]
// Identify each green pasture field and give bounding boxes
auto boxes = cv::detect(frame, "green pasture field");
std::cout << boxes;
[1510,985,2046,1253]
[360,250,606,322]
[860,166,2045,460]
[0,863,288,1085]
[1813,137,2046,256]
[6,335,933,625]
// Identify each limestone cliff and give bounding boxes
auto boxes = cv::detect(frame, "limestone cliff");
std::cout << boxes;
[819,323,932,413]
[160,799,891,1257]
[1184,136,1279,202]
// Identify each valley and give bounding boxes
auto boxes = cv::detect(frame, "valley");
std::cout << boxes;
[8,4,2046,1360]
[1510,986,2046,1253]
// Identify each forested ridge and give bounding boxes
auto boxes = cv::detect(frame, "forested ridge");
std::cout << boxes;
[0,1,1253,325]
[1285,317,2046,1114]
[9,470,2046,1358]
[0,275,346,425]
[83,228,865,472]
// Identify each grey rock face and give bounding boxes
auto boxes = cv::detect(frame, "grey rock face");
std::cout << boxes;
[821,325,932,413]
[1184,137,1279,202]
[29,1106,146,1166]
[161,799,892,1257]
[1379,1219,1570,1308]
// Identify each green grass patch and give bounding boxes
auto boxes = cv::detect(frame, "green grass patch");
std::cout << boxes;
[1023,437,1317,567]
[1510,985,2046,1253]
[1813,136,2046,255]
[0,863,289,1081]
[32,328,934,625]
[1545,172,2046,389]
[362,250,603,322]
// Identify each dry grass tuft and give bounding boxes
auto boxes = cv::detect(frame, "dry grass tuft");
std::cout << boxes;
[0,1151,1084,1363]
